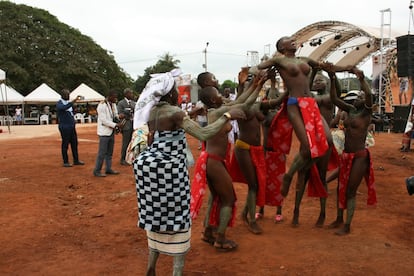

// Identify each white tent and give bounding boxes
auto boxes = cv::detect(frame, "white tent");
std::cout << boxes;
[0,69,5,81]
[69,83,104,103]
[0,83,24,105]
[24,83,60,104]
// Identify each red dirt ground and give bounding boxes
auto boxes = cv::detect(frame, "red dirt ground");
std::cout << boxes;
[0,124,413,275]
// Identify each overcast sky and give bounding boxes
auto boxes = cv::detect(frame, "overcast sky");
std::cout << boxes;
[10,0,413,82]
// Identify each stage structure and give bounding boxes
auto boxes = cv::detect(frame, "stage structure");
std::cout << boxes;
[286,20,400,114]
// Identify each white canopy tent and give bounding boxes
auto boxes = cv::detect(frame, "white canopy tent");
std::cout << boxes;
[24,83,60,104]
[69,83,104,103]
[0,83,24,105]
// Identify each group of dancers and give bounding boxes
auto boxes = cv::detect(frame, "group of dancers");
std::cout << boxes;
[132,36,377,275]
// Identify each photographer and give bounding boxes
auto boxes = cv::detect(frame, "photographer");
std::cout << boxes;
[56,89,85,167]
[93,90,122,177]
[117,88,136,165]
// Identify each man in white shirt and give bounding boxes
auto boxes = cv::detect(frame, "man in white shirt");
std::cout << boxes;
[93,90,122,177]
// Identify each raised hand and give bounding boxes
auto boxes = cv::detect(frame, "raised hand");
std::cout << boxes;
[253,70,268,86]
[238,67,250,85]
[351,67,364,79]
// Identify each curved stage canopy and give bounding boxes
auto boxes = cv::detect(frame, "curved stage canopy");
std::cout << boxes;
[291,20,400,67]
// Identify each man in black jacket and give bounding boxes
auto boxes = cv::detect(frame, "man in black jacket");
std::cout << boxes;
[56,89,85,167]
[117,88,136,165]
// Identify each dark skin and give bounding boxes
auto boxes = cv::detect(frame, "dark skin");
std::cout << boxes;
[290,72,343,227]
[235,71,287,234]
[257,36,355,197]
[143,86,245,276]
[200,70,268,251]
[147,87,246,143]
[327,69,372,235]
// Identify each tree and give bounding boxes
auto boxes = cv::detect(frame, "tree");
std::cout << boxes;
[220,79,237,91]
[133,53,180,93]
[0,2,133,95]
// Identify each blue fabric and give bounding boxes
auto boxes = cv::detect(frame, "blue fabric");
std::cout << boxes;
[287,97,298,106]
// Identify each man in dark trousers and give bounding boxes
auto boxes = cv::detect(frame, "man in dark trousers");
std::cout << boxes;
[56,89,85,167]
[117,88,136,165]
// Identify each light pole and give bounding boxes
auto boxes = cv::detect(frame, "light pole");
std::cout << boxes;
[378,8,391,115]
[203,42,209,72]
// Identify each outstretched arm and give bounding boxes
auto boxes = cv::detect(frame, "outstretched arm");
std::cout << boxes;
[307,58,354,73]
[354,69,373,109]
[257,56,283,71]
[328,72,352,112]
[232,69,267,105]
[180,108,246,141]
[261,91,288,111]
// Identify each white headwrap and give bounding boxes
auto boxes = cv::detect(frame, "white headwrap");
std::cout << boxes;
[133,68,182,129]
[343,90,363,101]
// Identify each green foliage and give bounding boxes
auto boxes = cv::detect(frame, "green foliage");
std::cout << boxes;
[220,79,237,90]
[0,2,133,96]
[133,53,180,94]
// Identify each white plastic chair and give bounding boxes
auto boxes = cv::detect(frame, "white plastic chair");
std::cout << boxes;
[74,113,85,123]
[40,114,49,125]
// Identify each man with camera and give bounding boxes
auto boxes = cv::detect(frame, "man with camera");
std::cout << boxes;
[57,89,85,167]
[93,90,122,177]
[117,88,136,165]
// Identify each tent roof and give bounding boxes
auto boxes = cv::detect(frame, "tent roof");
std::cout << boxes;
[69,83,104,103]
[24,83,60,104]
[0,69,5,81]
[289,20,401,67]
[0,83,24,105]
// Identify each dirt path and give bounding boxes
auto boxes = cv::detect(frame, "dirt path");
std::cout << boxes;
[0,125,413,275]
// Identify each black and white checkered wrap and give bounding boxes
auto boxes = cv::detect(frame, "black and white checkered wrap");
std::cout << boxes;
[134,129,191,232]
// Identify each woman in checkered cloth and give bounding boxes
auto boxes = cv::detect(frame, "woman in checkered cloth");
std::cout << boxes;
[133,69,245,275]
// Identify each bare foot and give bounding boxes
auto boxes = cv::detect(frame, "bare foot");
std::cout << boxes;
[328,218,344,229]
[334,224,350,236]
[247,221,263,235]
[315,213,326,228]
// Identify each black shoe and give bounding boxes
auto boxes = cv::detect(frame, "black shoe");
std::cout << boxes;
[93,171,106,177]
[105,170,120,175]
[406,176,414,196]
[63,163,73,167]
[120,161,130,166]
[74,161,85,165]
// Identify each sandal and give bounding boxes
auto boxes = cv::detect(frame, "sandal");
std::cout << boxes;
[274,214,283,223]
[201,228,216,245]
[201,235,215,245]
[213,239,238,252]
[255,212,263,220]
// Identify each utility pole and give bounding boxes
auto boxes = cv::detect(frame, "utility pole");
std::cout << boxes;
[203,42,209,72]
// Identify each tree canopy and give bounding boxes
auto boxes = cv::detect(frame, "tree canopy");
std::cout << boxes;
[133,53,180,94]
[0,2,133,96]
